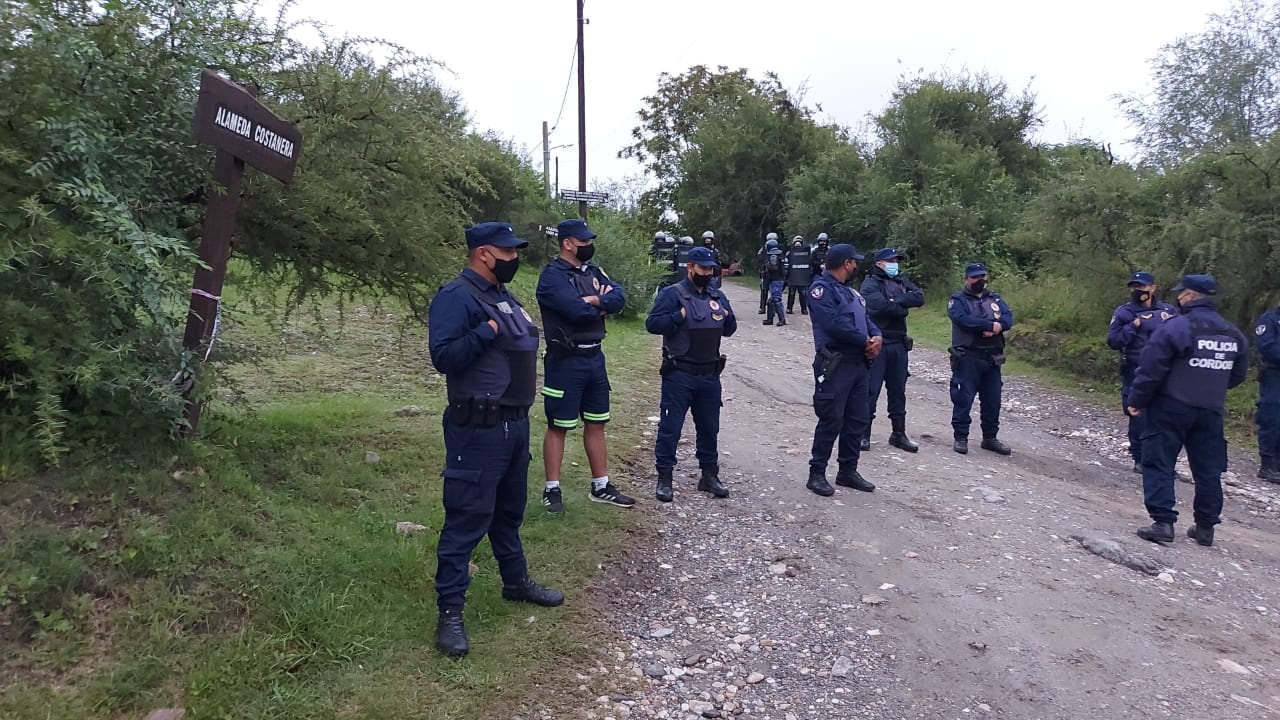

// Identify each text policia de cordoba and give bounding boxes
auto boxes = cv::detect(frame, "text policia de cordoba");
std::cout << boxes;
[213,106,295,159]
[1189,338,1239,370]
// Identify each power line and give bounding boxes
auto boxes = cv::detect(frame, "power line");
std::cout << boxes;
[549,35,578,135]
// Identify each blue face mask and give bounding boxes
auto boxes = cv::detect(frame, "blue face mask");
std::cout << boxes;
[883,262,900,278]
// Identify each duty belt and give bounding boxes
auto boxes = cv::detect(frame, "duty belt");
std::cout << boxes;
[448,398,530,427]
[547,340,602,357]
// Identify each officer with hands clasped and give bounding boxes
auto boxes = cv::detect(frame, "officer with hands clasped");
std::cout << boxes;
[646,246,738,503]
[861,247,925,454]
[535,218,634,513]
[427,222,564,659]
[805,243,881,497]
[947,263,1014,456]
[1127,274,1248,547]
[1107,271,1178,474]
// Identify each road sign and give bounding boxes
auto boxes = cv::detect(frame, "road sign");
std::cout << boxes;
[559,189,610,203]
[181,70,303,435]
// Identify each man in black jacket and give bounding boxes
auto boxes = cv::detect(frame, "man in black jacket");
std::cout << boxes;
[860,248,925,452]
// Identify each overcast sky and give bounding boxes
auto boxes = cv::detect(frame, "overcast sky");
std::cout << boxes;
[290,0,1234,191]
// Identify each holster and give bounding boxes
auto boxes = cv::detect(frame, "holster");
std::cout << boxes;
[903,335,915,352]
[716,354,727,376]
[660,348,674,377]
[948,346,966,373]
[450,397,502,427]
[818,347,844,378]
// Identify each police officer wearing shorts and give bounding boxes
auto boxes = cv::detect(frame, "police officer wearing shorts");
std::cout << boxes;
[646,246,737,502]
[1127,274,1248,547]
[428,222,564,658]
[536,218,634,513]
[805,244,881,497]
[1107,271,1178,474]
[1256,301,1280,483]
[947,263,1014,456]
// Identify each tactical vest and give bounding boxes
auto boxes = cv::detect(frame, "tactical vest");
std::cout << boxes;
[951,292,1006,352]
[810,277,870,354]
[666,282,728,364]
[786,247,811,286]
[543,261,607,346]
[1164,314,1240,410]
[446,275,539,407]
[1119,302,1177,368]
[811,245,828,274]
[763,249,785,280]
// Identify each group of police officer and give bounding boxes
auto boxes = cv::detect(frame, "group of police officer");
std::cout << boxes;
[427,219,1279,658]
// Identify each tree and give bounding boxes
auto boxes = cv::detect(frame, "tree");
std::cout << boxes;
[1120,0,1280,166]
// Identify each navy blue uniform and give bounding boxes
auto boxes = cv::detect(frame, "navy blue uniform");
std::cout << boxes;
[761,247,787,324]
[1253,307,1280,473]
[646,279,737,472]
[1107,300,1178,463]
[1129,300,1248,527]
[535,258,626,430]
[807,272,882,474]
[428,268,540,610]
[947,288,1014,440]
[862,267,925,430]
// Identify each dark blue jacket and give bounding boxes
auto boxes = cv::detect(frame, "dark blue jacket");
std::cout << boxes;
[1129,300,1249,410]
[1107,300,1179,369]
[535,257,625,348]
[948,288,1014,351]
[1256,307,1280,376]
[861,267,924,342]
[808,271,882,355]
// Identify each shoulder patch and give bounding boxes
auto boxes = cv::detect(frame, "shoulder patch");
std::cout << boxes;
[1259,324,1269,336]
[810,285,825,300]
[947,298,955,309]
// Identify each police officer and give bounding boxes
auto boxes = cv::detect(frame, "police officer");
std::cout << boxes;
[1257,301,1280,483]
[757,232,780,314]
[1127,275,1248,546]
[761,236,787,326]
[1106,271,1178,474]
[861,248,925,453]
[947,263,1014,455]
[805,244,881,497]
[536,218,634,514]
[701,231,723,289]
[785,236,812,315]
[811,233,829,281]
[647,246,738,502]
[427,222,564,658]
[651,231,675,264]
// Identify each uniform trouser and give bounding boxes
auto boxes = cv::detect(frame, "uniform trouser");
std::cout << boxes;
[655,370,722,471]
[1141,396,1226,526]
[436,413,530,610]
[786,285,809,312]
[809,357,869,474]
[1258,374,1280,464]
[1120,366,1145,462]
[868,341,909,428]
[950,352,1003,440]
[767,281,785,319]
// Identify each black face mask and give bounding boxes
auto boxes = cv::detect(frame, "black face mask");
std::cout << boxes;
[1131,289,1151,305]
[490,255,520,284]
[690,273,712,288]
[971,279,987,294]
[574,243,595,263]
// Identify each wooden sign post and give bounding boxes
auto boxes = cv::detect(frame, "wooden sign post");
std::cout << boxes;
[181,70,302,436]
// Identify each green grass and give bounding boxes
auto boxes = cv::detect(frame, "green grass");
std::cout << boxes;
[0,278,657,719]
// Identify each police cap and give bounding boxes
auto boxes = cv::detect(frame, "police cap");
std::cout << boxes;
[1127,271,1155,287]
[874,248,903,262]
[465,222,528,249]
[1171,274,1218,295]
[964,262,989,278]
[825,243,864,266]
[557,218,597,240]
[687,246,720,267]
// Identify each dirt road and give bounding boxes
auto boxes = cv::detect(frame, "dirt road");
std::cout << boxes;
[567,280,1280,720]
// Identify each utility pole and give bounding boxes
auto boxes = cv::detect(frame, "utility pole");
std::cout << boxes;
[542,120,551,198]
[576,0,587,220]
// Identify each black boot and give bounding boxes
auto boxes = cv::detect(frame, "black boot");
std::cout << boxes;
[860,426,871,452]
[1260,457,1280,483]
[501,577,565,607]
[763,303,775,325]
[888,418,918,453]
[1187,524,1215,547]
[835,468,876,492]
[698,465,729,498]
[655,469,674,503]
[980,437,1011,455]
[775,301,787,326]
[807,470,834,497]
[953,438,969,454]
[1136,521,1175,545]
[435,608,469,658]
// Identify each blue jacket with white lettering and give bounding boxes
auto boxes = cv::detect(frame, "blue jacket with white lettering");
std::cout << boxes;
[1128,300,1249,411]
